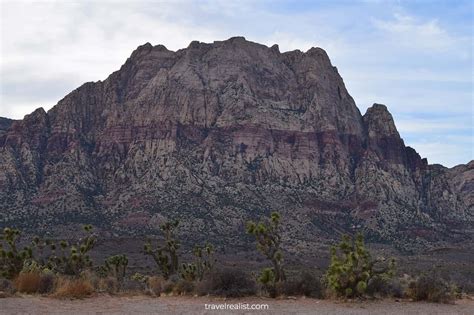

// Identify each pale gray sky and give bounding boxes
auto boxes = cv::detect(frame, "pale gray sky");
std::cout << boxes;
[0,0,472,167]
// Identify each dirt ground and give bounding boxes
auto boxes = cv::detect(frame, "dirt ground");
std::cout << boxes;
[0,296,473,315]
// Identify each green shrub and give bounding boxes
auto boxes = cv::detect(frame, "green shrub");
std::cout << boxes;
[325,233,395,298]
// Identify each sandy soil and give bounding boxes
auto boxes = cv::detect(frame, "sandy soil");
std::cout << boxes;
[1,296,473,315]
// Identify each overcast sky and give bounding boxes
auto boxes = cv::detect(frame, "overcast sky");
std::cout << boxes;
[0,0,472,167]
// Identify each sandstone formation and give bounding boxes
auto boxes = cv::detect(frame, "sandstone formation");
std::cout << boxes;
[0,37,472,251]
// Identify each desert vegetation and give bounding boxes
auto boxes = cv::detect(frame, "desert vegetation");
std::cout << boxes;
[0,212,464,303]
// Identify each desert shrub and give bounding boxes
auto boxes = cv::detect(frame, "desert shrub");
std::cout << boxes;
[406,273,457,304]
[14,266,57,295]
[144,220,180,279]
[38,272,56,294]
[148,276,164,296]
[196,268,257,297]
[97,277,119,294]
[121,278,144,294]
[14,272,42,294]
[0,228,35,279]
[280,271,323,298]
[325,233,395,298]
[54,277,94,299]
[0,278,15,295]
[366,275,403,297]
[173,279,194,295]
[162,274,180,294]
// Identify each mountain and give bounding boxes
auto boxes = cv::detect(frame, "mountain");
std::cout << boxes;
[0,37,472,251]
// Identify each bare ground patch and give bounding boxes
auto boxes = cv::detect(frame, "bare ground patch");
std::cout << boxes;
[0,296,473,315]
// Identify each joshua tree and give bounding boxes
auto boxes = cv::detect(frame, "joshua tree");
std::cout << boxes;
[144,220,180,279]
[325,232,395,298]
[0,227,34,279]
[45,224,97,277]
[181,242,215,281]
[246,212,286,284]
[102,254,129,284]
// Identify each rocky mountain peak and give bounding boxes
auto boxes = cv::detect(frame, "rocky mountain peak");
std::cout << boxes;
[363,103,400,138]
[0,38,471,250]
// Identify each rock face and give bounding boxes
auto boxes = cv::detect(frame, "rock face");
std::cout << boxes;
[0,37,472,251]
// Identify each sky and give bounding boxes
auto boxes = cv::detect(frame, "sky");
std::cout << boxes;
[0,0,472,167]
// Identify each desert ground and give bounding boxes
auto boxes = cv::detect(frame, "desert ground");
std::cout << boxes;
[1,296,473,315]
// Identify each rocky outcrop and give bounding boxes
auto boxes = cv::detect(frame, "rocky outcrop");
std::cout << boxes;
[0,37,472,251]
[0,117,14,137]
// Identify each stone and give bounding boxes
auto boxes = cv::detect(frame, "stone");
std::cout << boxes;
[0,37,471,252]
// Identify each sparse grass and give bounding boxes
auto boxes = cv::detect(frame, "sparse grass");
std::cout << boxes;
[54,278,94,299]
[14,272,42,294]
[97,277,119,294]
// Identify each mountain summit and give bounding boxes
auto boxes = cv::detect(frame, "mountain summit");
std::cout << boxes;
[0,37,472,250]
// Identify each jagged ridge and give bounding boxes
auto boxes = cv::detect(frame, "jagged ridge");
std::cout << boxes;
[0,37,472,252]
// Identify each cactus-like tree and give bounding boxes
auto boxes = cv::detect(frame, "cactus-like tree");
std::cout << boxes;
[325,233,395,298]
[101,254,129,284]
[246,212,286,284]
[0,228,34,279]
[181,243,215,281]
[144,220,180,279]
[45,224,97,277]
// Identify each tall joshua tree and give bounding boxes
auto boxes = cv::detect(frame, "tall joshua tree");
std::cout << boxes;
[246,212,286,283]
[144,220,180,279]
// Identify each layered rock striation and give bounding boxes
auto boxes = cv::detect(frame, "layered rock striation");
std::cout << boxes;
[0,37,472,250]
